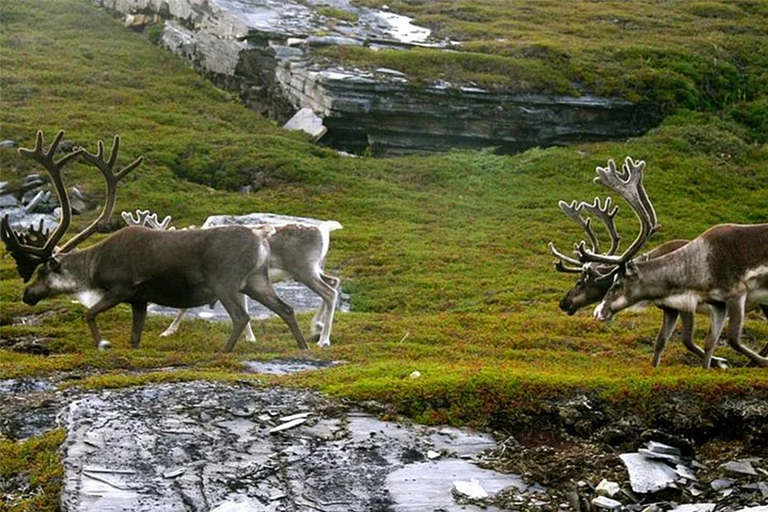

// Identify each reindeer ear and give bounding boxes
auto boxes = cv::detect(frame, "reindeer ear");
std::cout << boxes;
[49,256,61,271]
[625,261,639,277]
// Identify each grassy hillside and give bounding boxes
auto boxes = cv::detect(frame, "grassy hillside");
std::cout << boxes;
[339,0,768,115]
[1,0,767,508]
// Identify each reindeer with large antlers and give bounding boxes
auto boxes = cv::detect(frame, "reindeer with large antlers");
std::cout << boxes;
[2,130,309,352]
[550,157,768,368]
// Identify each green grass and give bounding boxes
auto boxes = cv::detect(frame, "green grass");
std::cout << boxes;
[1,0,767,509]
[341,0,768,113]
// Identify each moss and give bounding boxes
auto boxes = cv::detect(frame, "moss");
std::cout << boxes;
[0,429,66,512]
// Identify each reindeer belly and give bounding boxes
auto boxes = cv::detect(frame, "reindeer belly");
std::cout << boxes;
[132,274,217,308]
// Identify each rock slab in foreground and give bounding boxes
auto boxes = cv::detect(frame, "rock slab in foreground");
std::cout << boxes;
[60,381,528,511]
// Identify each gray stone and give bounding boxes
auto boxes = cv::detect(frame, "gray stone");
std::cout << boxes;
[720,460,758,476]
[23,190,52,213]
[0,194,18,208]
[620,452,678,494]
[591,495,622,509]
[644,441,682,456]
[282,107,327,140]
[668,505,715,512]
[711,478,733,491]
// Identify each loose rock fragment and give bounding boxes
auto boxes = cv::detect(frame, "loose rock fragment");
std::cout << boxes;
[720,460,758,476]
[269,417,308,433]
[452,478,489,499]
[620,453,678,494]
[591,495,622,509]
[595,478,621,497]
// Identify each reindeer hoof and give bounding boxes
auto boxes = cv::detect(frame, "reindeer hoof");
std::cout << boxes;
[98,340,111,351]
[159,330,174,338]
[316,339,330,348]
[712,357,729,370]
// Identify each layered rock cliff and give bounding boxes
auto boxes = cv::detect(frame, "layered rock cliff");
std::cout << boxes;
[97,0,661,155]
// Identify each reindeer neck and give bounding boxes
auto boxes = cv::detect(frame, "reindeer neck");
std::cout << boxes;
[635,238,711,295]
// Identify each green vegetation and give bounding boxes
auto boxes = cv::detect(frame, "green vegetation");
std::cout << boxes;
[0,0,767,509]
[337,0,768,113]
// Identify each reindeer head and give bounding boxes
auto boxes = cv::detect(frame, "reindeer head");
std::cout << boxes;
[549,157,660,318]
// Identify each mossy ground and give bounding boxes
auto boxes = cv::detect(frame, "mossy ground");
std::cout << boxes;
[0,0,767,510]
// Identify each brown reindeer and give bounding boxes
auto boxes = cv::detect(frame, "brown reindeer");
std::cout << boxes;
[122,210,343,347]
[550,195,741,368]
[550,157,767,368]
[2,131,308,352]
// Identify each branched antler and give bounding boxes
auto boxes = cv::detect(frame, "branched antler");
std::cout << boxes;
[575,157,660,266]
[1,131,84,281]
[58,135,143,253]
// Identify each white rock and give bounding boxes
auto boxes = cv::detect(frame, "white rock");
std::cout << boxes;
[720,460,758,476]
[595,478,621,497]
[427,450,441,460]
[409,371,421,379]
[210,497,264,512]
[620,452,678,494]
[282,108,327,141]
[452,478,488,499]
[278,412,312,422]
[591,495,622,509]
[668,504,715,512]
[269,418,308,433]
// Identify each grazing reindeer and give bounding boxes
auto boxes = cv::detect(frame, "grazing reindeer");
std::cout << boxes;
[122,210,343,347]
[549,198,768,367]
[551,156,768,368]
[1,130,308,352]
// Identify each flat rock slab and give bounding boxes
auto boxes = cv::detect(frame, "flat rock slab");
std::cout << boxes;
[60,382,528,512]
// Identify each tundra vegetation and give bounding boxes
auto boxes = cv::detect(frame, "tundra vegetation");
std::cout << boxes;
[0,0,767,510]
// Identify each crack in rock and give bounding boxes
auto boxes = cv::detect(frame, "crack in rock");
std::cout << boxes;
[59,381,527,511]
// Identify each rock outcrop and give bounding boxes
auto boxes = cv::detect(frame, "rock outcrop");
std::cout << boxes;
[97,0,661,155]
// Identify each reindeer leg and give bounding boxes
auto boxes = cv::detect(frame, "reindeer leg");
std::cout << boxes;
[244,270,308,350]
[84,294,127,350]
[760,305,768,357]
[130,302,147,348]
[217,290,251,353]
[161,309,187,337]
[677,310,728,369]
[240,294,256,342]
[724,297,768,367]
[652,307,679,368]
[702,304,727,369]
[303,272,339,347]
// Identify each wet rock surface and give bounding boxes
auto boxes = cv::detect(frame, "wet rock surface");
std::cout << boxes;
[96,0,660,155]
[58,381,529,512]
[1,373,767,511]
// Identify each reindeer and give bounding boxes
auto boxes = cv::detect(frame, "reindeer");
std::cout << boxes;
[551,157,767,368]
[122,210,343,347]
[1,130,308,352]
[550,196,733,368]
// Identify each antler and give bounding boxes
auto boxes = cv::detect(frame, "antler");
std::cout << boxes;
[548,201,592,273]
[58,135,143,253]
[578,196,621,256]
[575,157,660,266]
[121,210,174,230]
[548,196,620,273]
[1,130,84,281]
